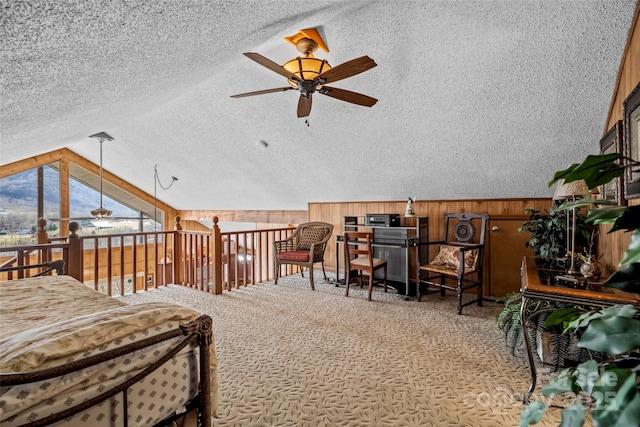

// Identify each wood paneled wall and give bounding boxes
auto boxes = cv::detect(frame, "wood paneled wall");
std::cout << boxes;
[601,1,639,272]
[309,198,551,273]
[605,2,640,133]
[178,210,307,225]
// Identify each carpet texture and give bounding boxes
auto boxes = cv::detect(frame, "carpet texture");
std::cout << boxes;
[120,273,571,427]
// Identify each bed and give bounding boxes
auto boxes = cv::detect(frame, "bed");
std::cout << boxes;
[0,270,218,427]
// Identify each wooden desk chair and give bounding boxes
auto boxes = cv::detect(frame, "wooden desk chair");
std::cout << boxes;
[274,222,333,290]
[416,213,489,314]
[344,231,388,301]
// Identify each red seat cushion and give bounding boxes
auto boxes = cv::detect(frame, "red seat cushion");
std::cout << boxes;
[278,251,310,262]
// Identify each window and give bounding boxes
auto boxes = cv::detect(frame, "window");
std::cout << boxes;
[0,164,60,246]
[0,160,161,246]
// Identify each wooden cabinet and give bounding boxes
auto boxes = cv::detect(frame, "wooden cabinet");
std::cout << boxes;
[487,215,534,298]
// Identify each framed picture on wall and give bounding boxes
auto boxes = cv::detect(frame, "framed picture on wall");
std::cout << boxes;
[599,120,625,205]
[623,81,640,199]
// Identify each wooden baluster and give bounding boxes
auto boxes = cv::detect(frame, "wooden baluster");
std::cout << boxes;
[225,235,232,290]
[173,217,182,286]
[107,236,113,296]
[119,235,125,295]
[93,236,99,290]
[211,216,222,294]
[153,232,159,288]
[143,234,149,291]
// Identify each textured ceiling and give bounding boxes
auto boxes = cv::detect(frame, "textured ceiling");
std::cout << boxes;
[1,0,637,211]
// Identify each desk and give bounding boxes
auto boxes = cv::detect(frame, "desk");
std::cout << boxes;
[335,216,428,297]
[519,256,640,403]
[336,235,416,296]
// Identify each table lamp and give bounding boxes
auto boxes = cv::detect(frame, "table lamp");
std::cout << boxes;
[552,178,589,275]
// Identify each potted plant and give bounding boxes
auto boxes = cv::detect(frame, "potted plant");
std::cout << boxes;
[497,292,584,369]
[497,292,528,356]
[513,203,594,365]
[519,153,640,427]
[518,204,592,268]
[519,206,566,260]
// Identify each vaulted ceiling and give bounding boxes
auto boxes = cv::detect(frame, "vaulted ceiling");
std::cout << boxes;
[1,1,637,212]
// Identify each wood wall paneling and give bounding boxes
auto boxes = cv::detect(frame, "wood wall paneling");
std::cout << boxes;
[309,199,552,298]
[177,210,308,225]
[602,1,639,271]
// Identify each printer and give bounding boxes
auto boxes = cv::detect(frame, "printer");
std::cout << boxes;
[365,214,400,227]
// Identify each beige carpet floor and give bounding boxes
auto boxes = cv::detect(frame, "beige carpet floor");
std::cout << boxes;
[119,273,572,427]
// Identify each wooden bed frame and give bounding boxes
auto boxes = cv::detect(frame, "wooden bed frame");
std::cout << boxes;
[0,263,213,427]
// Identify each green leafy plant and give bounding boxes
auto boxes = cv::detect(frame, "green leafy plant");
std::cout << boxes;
[497,292,527,355]
[520,305,640,427]
[519,153,640,426]
[497,294,590,371]
[518,205,591,260]
[497,293,565,359]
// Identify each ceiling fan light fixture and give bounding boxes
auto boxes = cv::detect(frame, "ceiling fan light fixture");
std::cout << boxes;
[90,207,113,219]
[231,28,377,118]
[283,55,331,87]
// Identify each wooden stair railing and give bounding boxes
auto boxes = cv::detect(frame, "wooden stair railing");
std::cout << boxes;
[0,243,70,280]
[1,216,298,296]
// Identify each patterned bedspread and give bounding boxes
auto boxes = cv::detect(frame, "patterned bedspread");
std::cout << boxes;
[0,275,126,339]
[0,276,218,424]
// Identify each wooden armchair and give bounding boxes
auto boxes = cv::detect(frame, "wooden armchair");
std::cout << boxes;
[274,222,334,290]
[416,213,489,314]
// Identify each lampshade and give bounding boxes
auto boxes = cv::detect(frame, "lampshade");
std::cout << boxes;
[283,55,331,87]
[90,207,113,219]
[552,179,589,200]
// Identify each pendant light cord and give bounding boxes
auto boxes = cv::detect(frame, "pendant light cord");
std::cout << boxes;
[154,165,178,230]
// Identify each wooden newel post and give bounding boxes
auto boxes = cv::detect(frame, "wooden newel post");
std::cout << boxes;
[211,216,223,294]
[174,216,183,285]
[67,222,83,281]
[36,218,49,264]
[36,218,48,245]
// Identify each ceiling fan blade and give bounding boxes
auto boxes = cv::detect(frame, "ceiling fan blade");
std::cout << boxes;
[49,217,94,221]
[316,56,377,84]
[49,215,148,221]
[230,87,295,98]
[243,52,300,82]
[297,94,312,118]
[111,216,149,220]
[319,86,378,107]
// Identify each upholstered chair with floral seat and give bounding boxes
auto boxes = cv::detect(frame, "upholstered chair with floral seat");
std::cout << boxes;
[416,213,489,314]
[274,222,334,290]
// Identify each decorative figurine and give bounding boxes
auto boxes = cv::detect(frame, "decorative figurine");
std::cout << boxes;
[405,197,415,217]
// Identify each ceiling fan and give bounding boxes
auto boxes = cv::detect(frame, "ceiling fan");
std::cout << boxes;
[230,28,378,118]
[50,132,148,227]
